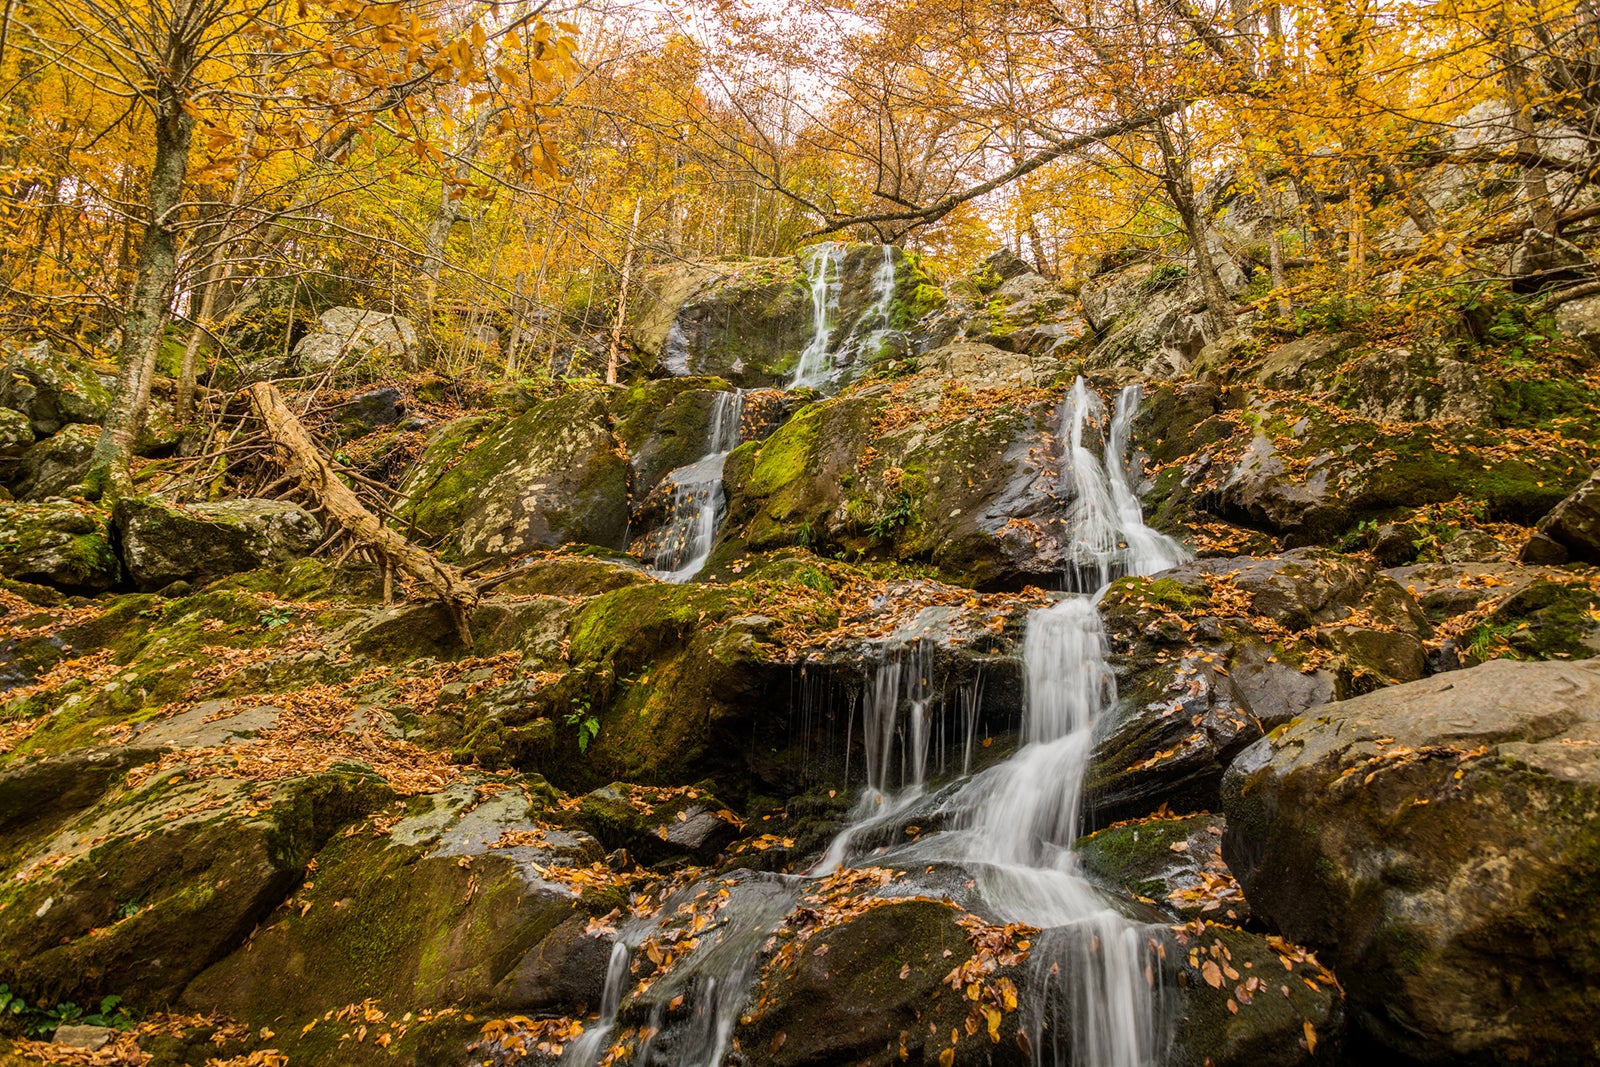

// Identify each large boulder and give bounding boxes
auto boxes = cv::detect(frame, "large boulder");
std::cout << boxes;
[1222,660,1600,1063]
[10,422,97,500]
[291,307,421,372]
[0,341,113,435]
[0,406,33,468]
[1199,400,1583,545]
[717,373,1068,587]
[0,499,118,592]
[185,779,594,1024]
[1555,293,1600,359]
[1088,551,1425,824]
[0,765,392,1007]
[1538,466,1600,563]
[395,389,630,560]
[114,495,324,592]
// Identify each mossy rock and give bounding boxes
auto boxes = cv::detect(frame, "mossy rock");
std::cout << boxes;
[1464,577,1600,662]
[114,495,323,593]
[10,423,97,500]
[0,341,113,436]
[395,388,629,560]
[1222,659,1600,1063]
[718,377,1066,588]
[0,766,391,1007]
[182,786,575,1028]
[0,499,118,593]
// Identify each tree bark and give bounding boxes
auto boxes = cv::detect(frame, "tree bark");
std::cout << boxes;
[86,51,195,500]
[606,196,642,385]
[1153,116,1236,332]
[246,382,479,644]
[178,56,268,419]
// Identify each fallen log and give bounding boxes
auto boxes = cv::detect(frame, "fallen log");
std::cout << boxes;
[245,381,478,644]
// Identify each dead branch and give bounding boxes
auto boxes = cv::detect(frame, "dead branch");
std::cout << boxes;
[245,381,479,644]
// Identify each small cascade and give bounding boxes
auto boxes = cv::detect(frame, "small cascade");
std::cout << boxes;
[789,243,843,390]
[819,380,1188,1065]
[566,381,1185,1067]
[1057,377,1189,592]
[647,390,746,583]
[816,637,934,873]
[563,941,634,1067]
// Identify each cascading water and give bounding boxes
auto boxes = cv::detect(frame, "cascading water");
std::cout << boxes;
[647,390,746,583]
[1058,378,1189,592]
[790,243,899,392]
[564,379,1186,1067]
[789,243,843,390]
[822,377,1189,1065]
[838,244,899,365]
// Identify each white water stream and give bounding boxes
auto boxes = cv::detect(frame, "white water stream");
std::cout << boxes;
[789,243,898,392]
[646,390,746,584]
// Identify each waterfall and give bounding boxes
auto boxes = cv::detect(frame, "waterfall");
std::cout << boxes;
[647,390,746,583]
[565,381,1187,1067]
[789,243,843,390]
[563,941,634,1067]
[814,636,934,874]
[839,244,898,365]
[820,379,1188,1065]
[1058,378,1189,592]
[790,243,898,392]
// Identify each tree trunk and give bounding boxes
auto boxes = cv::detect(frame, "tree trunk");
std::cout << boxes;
[1502,42,1558,233]
[86,73,195,499]
[246,382,479,644]
[416,106,494,318]
[178,57,267,419]
[606,196,642,385]
[1154,117,1235,332]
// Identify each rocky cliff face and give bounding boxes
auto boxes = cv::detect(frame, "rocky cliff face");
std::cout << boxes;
[0,239,1596,1065]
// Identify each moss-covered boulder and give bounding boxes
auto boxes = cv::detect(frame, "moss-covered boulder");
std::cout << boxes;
[1167,922,1345,1066]
[0,499,118,592]
[1089,552,1426,824]
[1076,814,1244,922]
[114,495,323,592]
[0,765,391,1007]
[458,580,791,792]
[717,374,1069,588]
[183,778,595,1027]
[734,898,1015,1067]
[395,388,629,560]
[1202,399,1587,545]
[9,423,96,500]
[0,341,113,436]
[1222,659,1600,1063]
[0,407,32,468]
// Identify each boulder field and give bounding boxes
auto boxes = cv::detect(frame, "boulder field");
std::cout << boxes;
[0,248,1597,1065]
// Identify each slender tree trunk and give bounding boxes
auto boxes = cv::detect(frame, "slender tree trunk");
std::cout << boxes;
[607,196,642,385]
[417,106,494,315]
[87,74,195,499]
[178,57,267,418]
[1154,117,1235,332]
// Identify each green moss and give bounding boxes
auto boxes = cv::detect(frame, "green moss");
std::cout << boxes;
[747,405,822,497]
